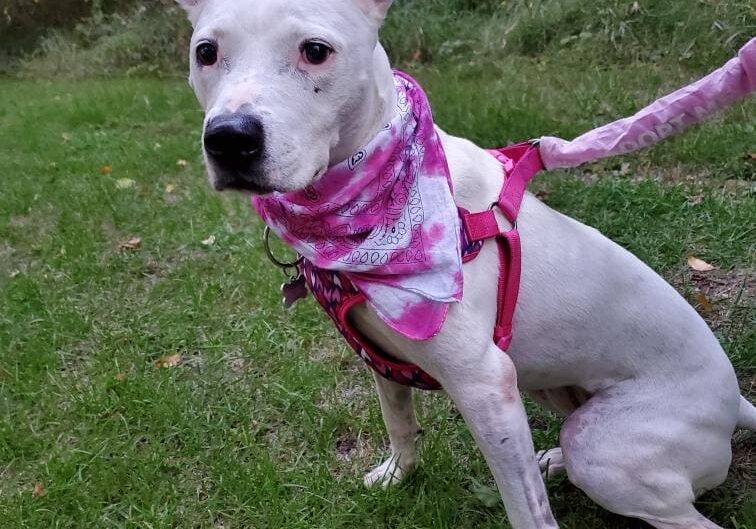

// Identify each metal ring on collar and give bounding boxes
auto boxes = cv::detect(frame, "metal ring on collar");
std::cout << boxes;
[263,226,303,269]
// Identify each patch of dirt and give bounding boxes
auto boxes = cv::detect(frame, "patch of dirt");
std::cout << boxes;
[315,352,375,414]
[57,341,96,388]
[672,267,755,331]
[335,432,358,462]
[308,335,353,364]
[330,429,378,481]
[564,162,756,194]
[731,431,755,488]
[0,244,18,277]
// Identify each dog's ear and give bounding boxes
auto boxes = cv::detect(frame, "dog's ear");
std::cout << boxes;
[176,0,205,26]
[355,0,394,26]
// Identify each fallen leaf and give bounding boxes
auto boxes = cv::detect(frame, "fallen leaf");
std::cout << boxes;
[115,178,135,190]
[535,189,550,201]
[32,482,45,498]
[165,184,176,194]
[115,372,127,381]
[687,256,715,272]
[619,162,631,175]
[176,159,188,167]
[686,194,703,206]
[10,270,21,278]
[100,165,113,175]
[694,292,714,313]
[201,235,216,247]
[748,153,756,160]
[61,133,71,142]
[119,237,142,251]
[155,354,182,368]
[631,1,641,13]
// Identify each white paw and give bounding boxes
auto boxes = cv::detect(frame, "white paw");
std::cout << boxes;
[536,447,566,479]
[363,455,413,488]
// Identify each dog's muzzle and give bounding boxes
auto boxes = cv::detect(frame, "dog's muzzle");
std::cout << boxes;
[204,113,267,191]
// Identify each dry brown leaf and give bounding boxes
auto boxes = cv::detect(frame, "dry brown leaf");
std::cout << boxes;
[10,270,21,278]
[100,165,113,175]
[32,482,45,498]
[155,354,182,368]
[748,153,756,160]
[176,159,188,167]
[687,256,715,272]
[115,372,127,382]
[694,292,714,313]
[165,184,176,194]
[119,237,142,251]
[201,235,216,247]
[535,189,550,201]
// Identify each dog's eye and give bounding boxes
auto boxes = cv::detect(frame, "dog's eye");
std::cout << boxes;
[301,42,333,65]
[196,42,219,67]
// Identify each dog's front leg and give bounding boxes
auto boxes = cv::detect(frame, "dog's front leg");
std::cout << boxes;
[442,345,558,529]
[364,371,419,488]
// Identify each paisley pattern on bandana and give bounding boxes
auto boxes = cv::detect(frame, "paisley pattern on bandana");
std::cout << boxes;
[253,71,462,340]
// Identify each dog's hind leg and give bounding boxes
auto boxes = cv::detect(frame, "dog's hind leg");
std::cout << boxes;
[364,371,420,487]
[440,344,558,529]
[559,381,734,529]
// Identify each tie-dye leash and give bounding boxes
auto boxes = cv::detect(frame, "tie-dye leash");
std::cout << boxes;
[539,37,755,170]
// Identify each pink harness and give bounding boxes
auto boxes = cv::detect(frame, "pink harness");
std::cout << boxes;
[300,145,540,390]
[256,39,754,390]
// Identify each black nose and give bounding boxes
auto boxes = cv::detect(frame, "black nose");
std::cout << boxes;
[203,114,265,168]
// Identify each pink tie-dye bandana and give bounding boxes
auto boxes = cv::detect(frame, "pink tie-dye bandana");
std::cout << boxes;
[252,71,462,340]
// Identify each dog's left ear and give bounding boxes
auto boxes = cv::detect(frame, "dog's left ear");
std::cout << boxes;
[355,0,394,26]
[176,0,205,26]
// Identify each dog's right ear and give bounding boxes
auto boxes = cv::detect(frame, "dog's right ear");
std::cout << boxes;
[176,0,205,26]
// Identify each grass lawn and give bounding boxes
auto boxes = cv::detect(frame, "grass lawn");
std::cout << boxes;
[1,43,755,529]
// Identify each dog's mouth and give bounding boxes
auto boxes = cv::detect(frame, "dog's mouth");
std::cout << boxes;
[212,165,328,195]
[211,167,276,194]
[214,177,274,194]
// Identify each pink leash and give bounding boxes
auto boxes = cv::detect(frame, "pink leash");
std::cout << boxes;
[540,37,755,170]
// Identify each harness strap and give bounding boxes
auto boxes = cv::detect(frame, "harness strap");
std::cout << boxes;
[461,142,543,351]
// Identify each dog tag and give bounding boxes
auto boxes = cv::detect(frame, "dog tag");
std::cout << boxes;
[281,274,308,308]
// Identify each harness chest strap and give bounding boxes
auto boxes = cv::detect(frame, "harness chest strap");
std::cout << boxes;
[461,142,544,351]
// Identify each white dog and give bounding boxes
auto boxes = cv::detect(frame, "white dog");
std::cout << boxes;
[176,1,755,527]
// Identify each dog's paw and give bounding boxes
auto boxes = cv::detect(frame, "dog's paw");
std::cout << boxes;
[536,447,566,480]
[363,455,412,488]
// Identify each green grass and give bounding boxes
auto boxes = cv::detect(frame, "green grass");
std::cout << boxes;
[1,4,755,528]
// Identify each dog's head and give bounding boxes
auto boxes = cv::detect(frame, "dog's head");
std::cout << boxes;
[177,0,395,194]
